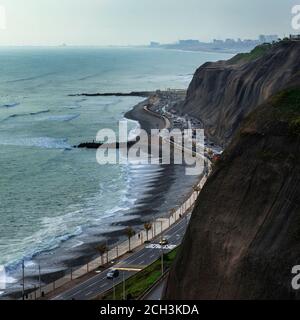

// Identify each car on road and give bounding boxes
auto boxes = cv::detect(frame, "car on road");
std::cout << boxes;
[106,269,120,279]
[159,237,169,246]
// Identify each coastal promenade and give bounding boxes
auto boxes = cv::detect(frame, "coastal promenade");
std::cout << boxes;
[53,213,191,300]
[23,94,210,300]
[143,105,171,129]
[24,170,207,300]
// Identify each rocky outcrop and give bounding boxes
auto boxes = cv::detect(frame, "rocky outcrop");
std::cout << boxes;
[75,141,137,149]
[179,41,300,146]
[164,83,300,299]
[69,91,154,98]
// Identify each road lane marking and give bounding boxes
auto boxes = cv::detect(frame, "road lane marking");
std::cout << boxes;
[123,250,152,265]
[63,274,108,298]
[114,267,142,272]
[53,215,190,299]
[145,244,177,250]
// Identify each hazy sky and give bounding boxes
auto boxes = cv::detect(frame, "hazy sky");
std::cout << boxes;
[0,0,298,46]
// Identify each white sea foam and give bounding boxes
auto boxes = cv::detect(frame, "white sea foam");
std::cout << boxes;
[0,136,72,150]
[71,240,84,248]
[0,48,231,292]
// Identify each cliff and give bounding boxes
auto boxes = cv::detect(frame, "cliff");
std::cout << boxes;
[164,83,300,299]
[179,41,300,146]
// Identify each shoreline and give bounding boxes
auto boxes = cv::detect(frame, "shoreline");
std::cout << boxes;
[4,89,200,300]
[124,90,185,132]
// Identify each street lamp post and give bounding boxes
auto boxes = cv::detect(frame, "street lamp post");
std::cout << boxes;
[151,222,154,238]
[113,277,116,300]
[34,285,37,300]
[106,239,109,264]
[38,263,42,296]
[161,246,164,276]
[123,271,126,300]
[160,221,164,276]
[22,260,25,300]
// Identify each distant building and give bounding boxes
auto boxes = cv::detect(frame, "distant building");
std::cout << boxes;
[290,34,300,41]
[152,35,275,54]
[178,39,200,46]
[225,38,235,45]
[267,35,279,42]
[259,34,279,43]
[150,41,160,47]
[243,39,257,45]
[213,39,224,45]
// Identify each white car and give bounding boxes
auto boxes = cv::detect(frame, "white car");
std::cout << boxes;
[159,238,169,246]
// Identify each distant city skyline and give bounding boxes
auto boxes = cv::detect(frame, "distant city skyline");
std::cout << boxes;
[0,0,298,46]
[150,34,280,46]
[148,34,281,54]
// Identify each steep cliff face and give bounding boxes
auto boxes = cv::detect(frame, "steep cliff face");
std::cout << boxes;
[180,41,300,146]
[164,85,300,299]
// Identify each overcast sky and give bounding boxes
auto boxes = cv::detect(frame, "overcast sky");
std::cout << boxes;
[0,0,298,46]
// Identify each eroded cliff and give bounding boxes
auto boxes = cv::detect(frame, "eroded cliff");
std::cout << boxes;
[179,41,300,146]
[164,84,300,299]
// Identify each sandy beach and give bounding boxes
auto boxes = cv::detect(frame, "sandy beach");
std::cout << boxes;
[5,91,200,299]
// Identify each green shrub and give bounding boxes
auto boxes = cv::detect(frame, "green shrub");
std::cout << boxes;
[230,43,272,64]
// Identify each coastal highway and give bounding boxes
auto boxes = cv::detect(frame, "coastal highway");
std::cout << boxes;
[52,214,190,300]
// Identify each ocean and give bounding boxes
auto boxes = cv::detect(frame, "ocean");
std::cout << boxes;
[0,47,231,293]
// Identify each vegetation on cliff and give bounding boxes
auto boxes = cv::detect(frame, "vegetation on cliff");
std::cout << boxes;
[229,43,273,64]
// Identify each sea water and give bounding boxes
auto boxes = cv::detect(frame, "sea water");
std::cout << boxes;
[0,47,231,292]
